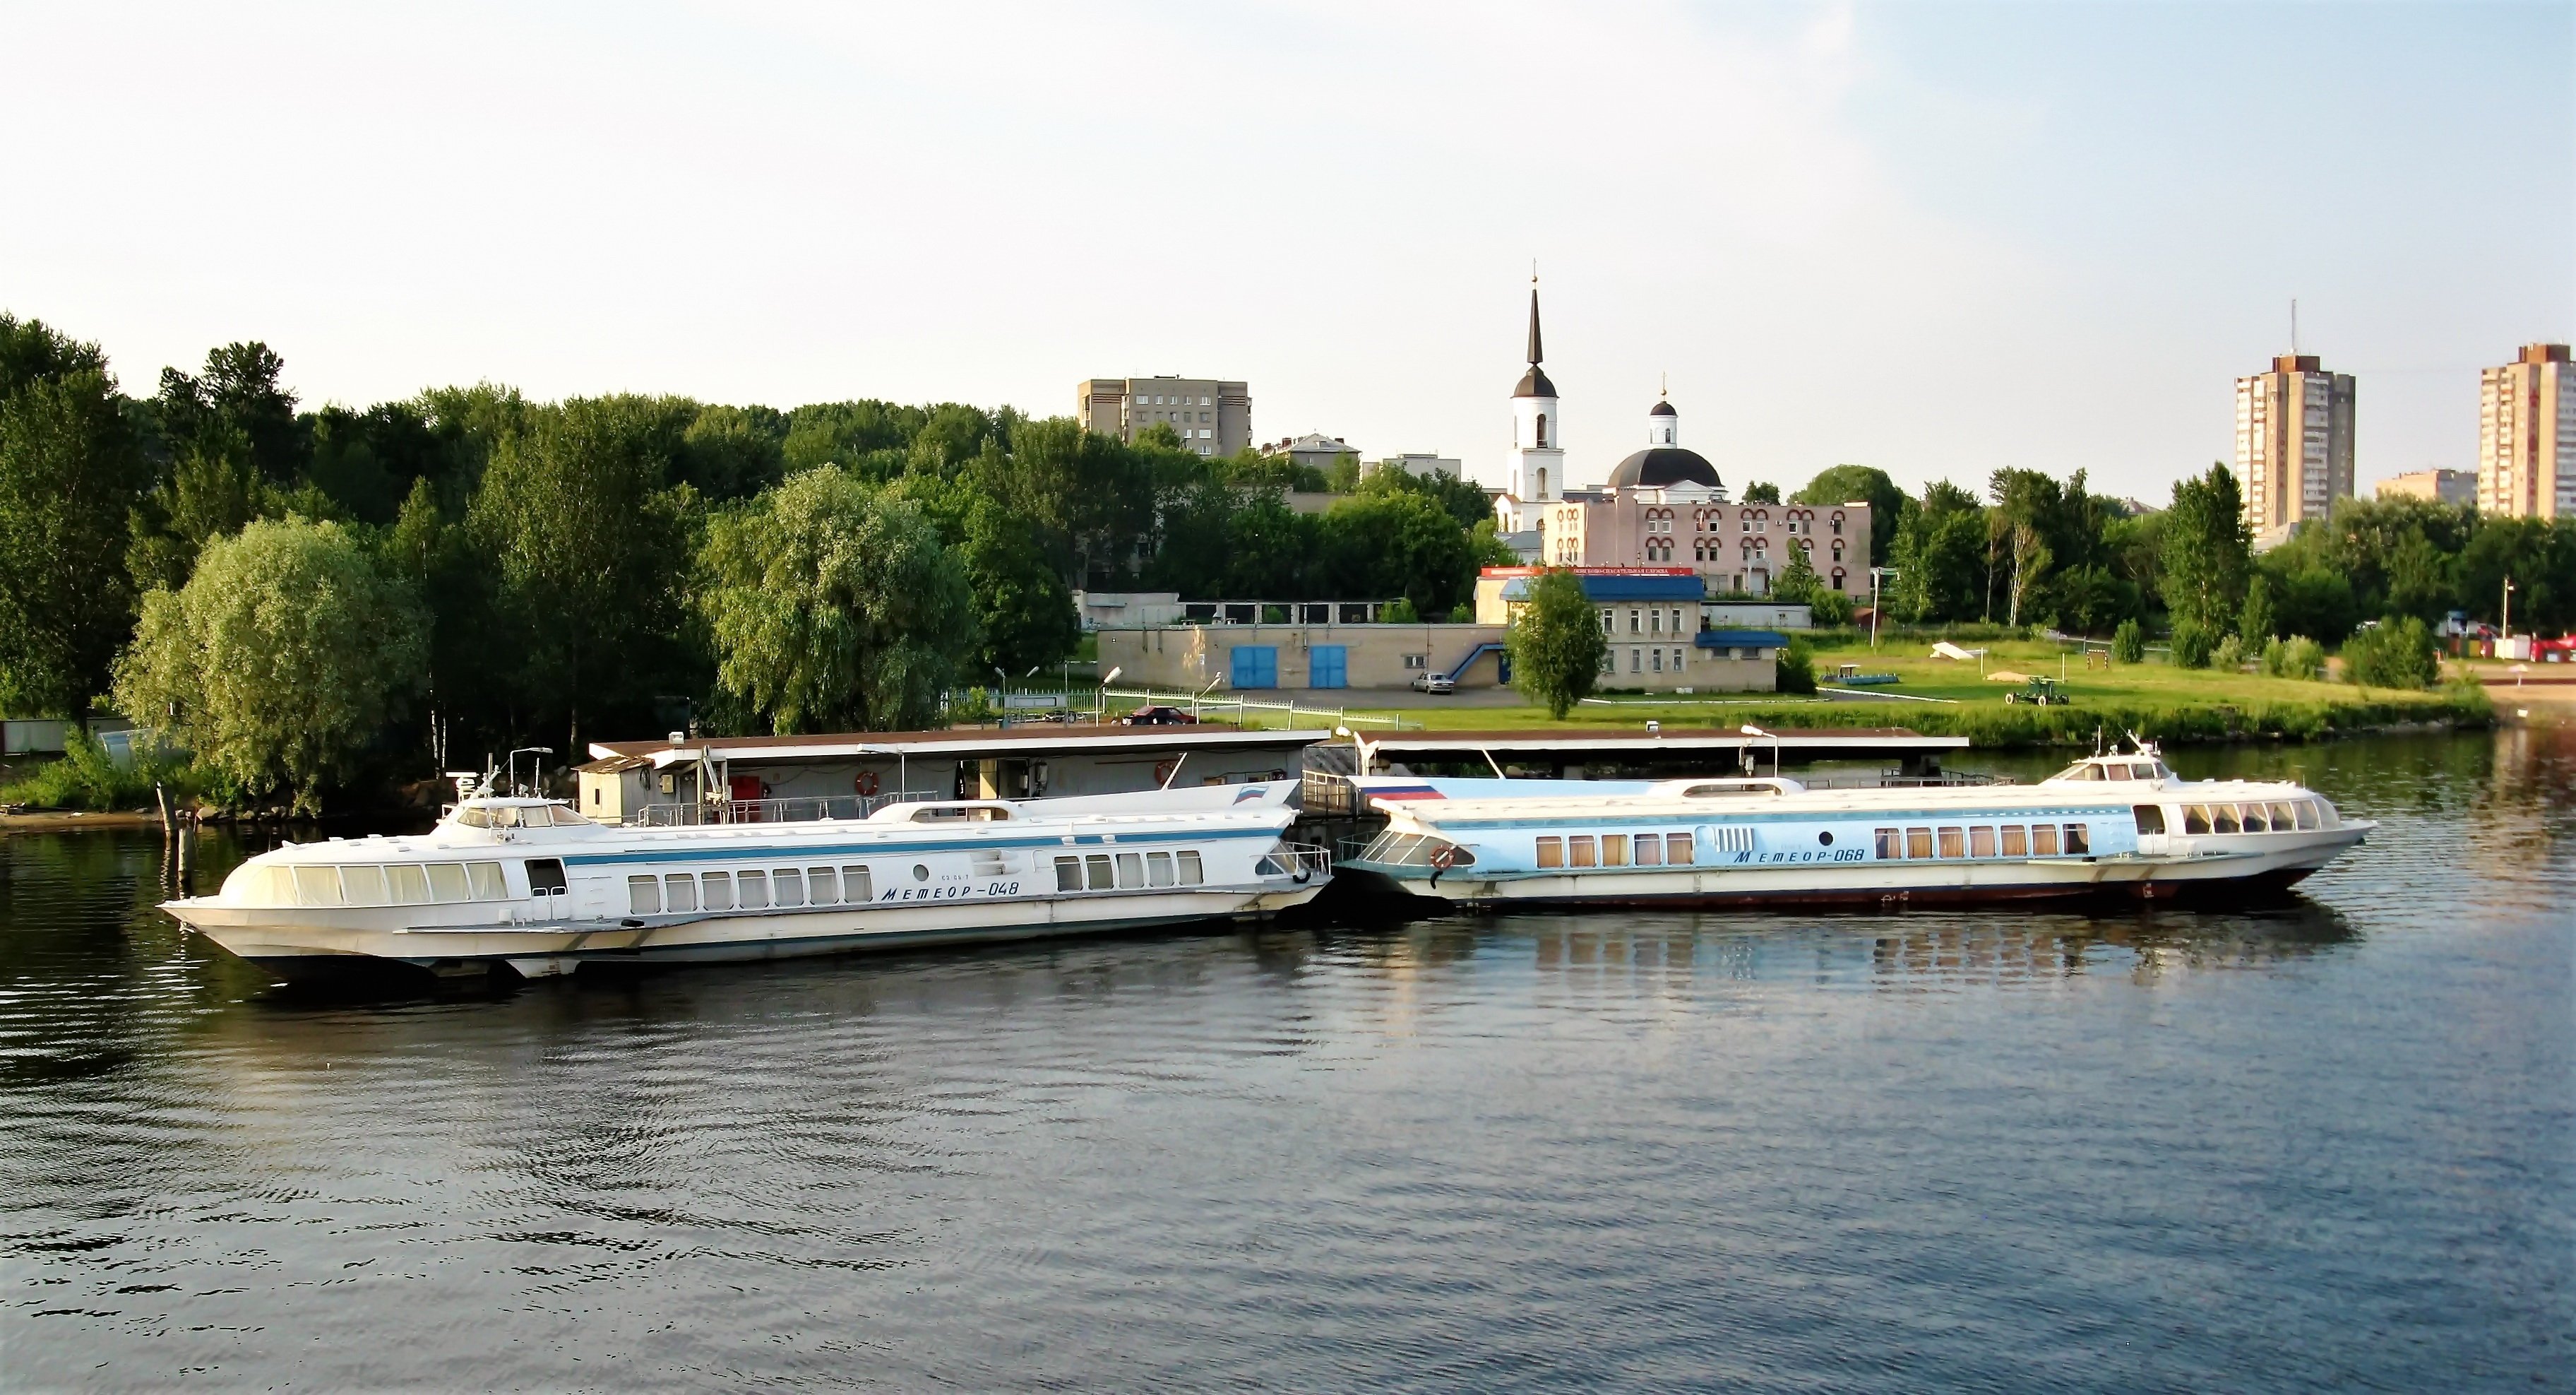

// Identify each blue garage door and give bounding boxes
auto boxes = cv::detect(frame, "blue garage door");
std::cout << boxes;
[1309,645,1347,689]
[1230,645,1278,689]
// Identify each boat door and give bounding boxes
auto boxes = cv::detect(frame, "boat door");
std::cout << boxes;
[526,857,569,921]
[2132,804,2170,857]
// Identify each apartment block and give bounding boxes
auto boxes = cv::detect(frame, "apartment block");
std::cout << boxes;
[2235,354,2356,537]
[2477,343,2575,518]
[2375,469,2475,506]
[1077,376,1251,456]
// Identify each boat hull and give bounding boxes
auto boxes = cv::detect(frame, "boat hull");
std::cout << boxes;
[1354,828,2363,910]
[171,884,1324,983]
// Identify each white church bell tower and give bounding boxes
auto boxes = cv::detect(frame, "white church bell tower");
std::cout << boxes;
[1507,281,1563,515]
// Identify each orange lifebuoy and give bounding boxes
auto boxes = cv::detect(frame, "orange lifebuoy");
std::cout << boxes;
[855,771,881,796]
[1153,760,1178,786]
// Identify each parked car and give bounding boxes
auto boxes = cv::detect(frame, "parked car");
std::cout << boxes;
[1121,704,1199,725]
[1410,672,1457,695]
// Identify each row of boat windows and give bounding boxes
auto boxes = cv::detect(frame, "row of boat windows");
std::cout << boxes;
[1875,824,2090,860]
[629,866,873,914]
[235,862,511,908]
[1535,833,1697,869]
[1052,850,1205,891]
[2139,800,2322,834]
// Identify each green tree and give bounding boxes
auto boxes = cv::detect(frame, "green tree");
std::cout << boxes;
[1741,481,1782,504]
[1316,491,1478,617]
[468,396,696,751]
[113,518,427,813]
[1772,545,1823,604]
[1888,480,1986,622]
[2239,572,2276,641]
[1777,636,1818,694]
[1359,465,1494,531]
[1505,569,1606,719]
[155,341,305,483]
[2159,463,2251,638]
[961,493,1077,677]
[2169,617,2214,669]
[2111,618,2145,664]
[1793,464,1903,562]
[126,425,268,593]
[697,466,977,732]
[2343,616,2440,689]
[0,316,150,719]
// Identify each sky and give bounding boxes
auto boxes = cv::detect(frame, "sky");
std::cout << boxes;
[2,1,2569,504]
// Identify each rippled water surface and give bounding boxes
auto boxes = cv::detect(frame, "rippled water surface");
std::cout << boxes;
[2,733,2570,1391]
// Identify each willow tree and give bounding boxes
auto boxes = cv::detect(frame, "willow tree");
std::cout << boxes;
[697,465,977,732]
[114,518,427,813]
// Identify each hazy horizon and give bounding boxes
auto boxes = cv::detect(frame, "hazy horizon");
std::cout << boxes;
[3,1,2568,504]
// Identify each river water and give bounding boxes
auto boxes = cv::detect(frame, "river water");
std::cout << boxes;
[1,734,2568,1391]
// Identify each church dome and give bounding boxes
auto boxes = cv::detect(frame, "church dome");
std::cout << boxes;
[1513,364,1558,398]
[1648,399,1677,417]
[1606,446,1721,489]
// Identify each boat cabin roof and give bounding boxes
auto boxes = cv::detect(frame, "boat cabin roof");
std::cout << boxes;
[445,797,597,829]
[2043,754,2174,785]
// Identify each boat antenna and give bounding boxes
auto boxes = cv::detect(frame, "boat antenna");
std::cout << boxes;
[2094,725,2105,756]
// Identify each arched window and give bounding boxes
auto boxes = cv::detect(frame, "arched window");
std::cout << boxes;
[1535,413,1549,448]
[1831,512,1845,536]
[1832,568,1847,590]
[1832,542,1844,562]
[1537,467,1547,498]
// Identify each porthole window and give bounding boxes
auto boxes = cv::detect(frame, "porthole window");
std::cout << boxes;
[1817,831,1833,846]
[912,864,930,882]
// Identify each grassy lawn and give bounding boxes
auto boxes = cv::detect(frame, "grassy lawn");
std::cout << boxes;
[1336,635,2488,745]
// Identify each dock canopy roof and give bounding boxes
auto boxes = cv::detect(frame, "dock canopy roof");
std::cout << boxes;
[590,725,1335,770]
[1693,629,1791,648]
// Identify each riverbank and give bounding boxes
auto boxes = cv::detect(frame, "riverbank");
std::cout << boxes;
[1340,638,2493,747]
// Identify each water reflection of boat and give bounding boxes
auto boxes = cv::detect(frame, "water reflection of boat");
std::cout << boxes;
[1343,745,2373,910]
[160,784,1330,984]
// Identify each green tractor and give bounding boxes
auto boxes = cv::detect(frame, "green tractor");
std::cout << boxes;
[2003,675,2068,706]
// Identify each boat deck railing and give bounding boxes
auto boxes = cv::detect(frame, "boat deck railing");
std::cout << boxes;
[1284,841,1335,879]
[633,792,948,826]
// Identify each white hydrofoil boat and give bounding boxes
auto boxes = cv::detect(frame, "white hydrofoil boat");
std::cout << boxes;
[1341,745,2368,909]
[163,783,1330,982]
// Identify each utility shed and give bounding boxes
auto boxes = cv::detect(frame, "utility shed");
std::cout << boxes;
[581,726,1334,825]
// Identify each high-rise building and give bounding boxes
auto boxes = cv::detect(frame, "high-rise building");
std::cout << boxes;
[2375,469,2475,506]
[2477,343,2575,519]
[2234,354,2356,538]
[1076,376,1251,456]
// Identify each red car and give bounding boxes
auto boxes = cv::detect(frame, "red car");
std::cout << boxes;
[1121,705,1200,725]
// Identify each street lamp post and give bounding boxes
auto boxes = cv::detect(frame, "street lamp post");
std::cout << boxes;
[1739,723,1778,778]
[506,746,554,798]
[1869,567,1898,650]
[1098,666,1122,724]
[2503,576,2517,643]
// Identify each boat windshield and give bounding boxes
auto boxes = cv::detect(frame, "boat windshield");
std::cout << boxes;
[451,802,594,829]
[2051,759,2172,783]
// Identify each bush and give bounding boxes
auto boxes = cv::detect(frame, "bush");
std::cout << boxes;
[2262,635,2325,681]
[1808,588,1854,627]
[2212,634,2246,670]
[1381,596,1421,624]
[1445,602,1473,623]
[2111,618,2145,664]
[0,730,186,812]
[1776,636,1818,694]
[2344,616,2440,689]
[2169,619,2213,669]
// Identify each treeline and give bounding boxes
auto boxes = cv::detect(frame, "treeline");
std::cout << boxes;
[1862,462,2576,648]
[0,314,1507,809]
